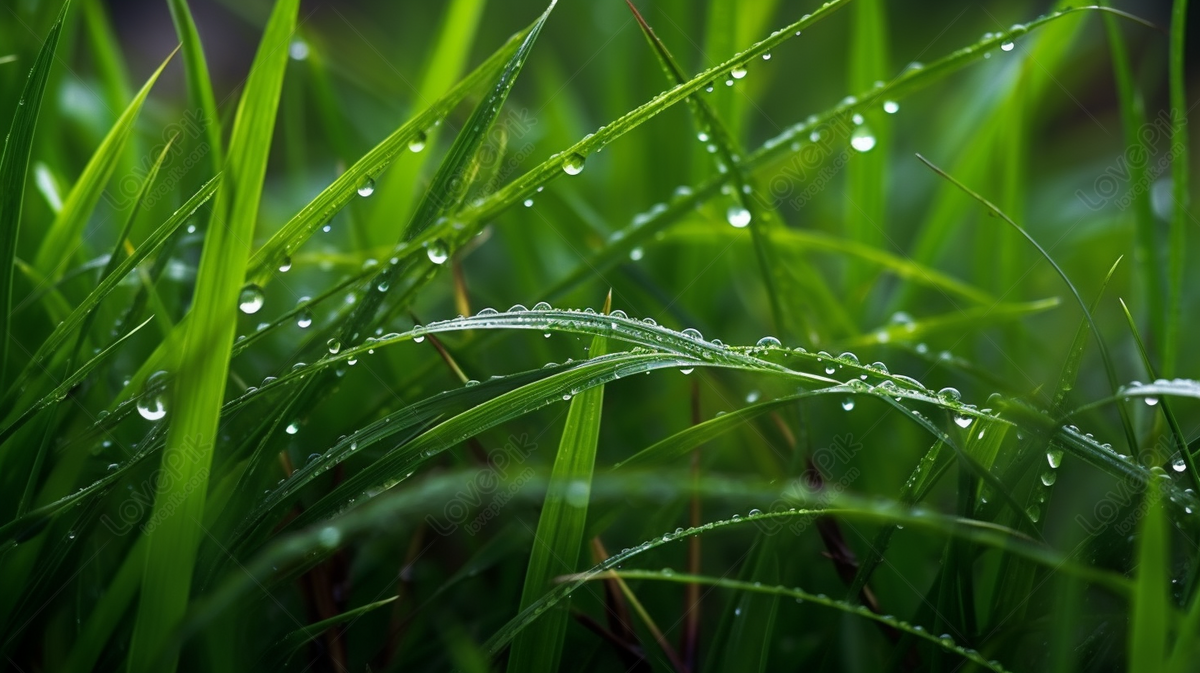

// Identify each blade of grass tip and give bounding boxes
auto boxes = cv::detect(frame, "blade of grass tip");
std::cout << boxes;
[1129,478,1170,673]
[1054,257,1123,411]
[336,0,556,354]
[126,0,298,670]
[167,0,224,171]
[844,0,890,302]
[1101,1,1161,343]
[368,0,487,246]
[507,290,609,673]
[624,0,797,340]
[32,45,177,284]
[0,0,67,393]
[1118,298,1193,485]
[1164,0,1189,378]
[915,153,1139,455]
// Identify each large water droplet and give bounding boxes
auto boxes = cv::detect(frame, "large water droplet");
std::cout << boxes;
[408,130,427,152]
[327,338,341,354]
[1173,457,1187,472]
[286,421,300,435]
[426,239,449,264]
[1047,448,1063,469]
[727,206,752,228]
[357,177,375,197]
[883,100,900,114]
[278,255,292,272]
[953,413,973,428]
[137,371,169,421]
[850,126,876,152]
[1000,40,1015,51]
[238,284,264,314]
[841,398,855,411]
[1040,471,1057,486]
[731,64,748,79]
[561,152,586,175]
[296,309,313,329]
[756,335,782,348]
[1145,396,1159,406]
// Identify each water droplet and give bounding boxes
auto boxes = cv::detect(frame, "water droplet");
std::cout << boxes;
[1040,471,1057,486]
[278,255,292,272]
[327,338,341,354]
[1000,40,1015,51]
[883,100,900,114]
[731,64,748,79]
[357,177,375,197]
[756,336,782,348]
[289,38,309,60]
[630,247,644,261]
[1047,449,1063,468]
[937,387,961,402]
[726,206,752,228]
[679,367,694,375]
[523,198,534,207]
[136,371,169,421]
[746,390,760,403]
[850,126,876,152]
[408,130,427,152]
[1145,396,1159,406]
[318,526,341,548]
[1174,457,1187,472]
[296,309,313,329]
[561,152,586,175]
[1025,504,1040,522]
[286,421,300,435]
[682,328,703,340]
[238,284,265,314]
[426,239,449,264]
[565,480,590,507]
[841,398,855,411]
[761,52,771,61]
[953,413,973,428]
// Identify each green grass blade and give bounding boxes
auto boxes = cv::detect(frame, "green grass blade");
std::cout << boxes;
[127,0,298,669]
[243,24,528,286]
[1101,3,1160,343]
[507,294,609,673]
[167,0,224,171]
[0,175,219,427]
[404,1,558,241]
[1118,298,1193,483]
[0,0,67,392]
[32,47,176,283]
[1164,0,1189,377]
[844,0,889,298]
[916,153,1139,455]
[1129,479,1169,673]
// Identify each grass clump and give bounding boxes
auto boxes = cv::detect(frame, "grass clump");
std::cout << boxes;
[0,1,1195,671]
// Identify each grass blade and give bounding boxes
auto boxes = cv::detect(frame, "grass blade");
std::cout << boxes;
[507,293,609,672]
[1129,479,1169,672]
[1163,0,1189,376]
[0,0,66,392]
[167,0,224,172]
[32,47,176,283]
[127,0,298,669]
